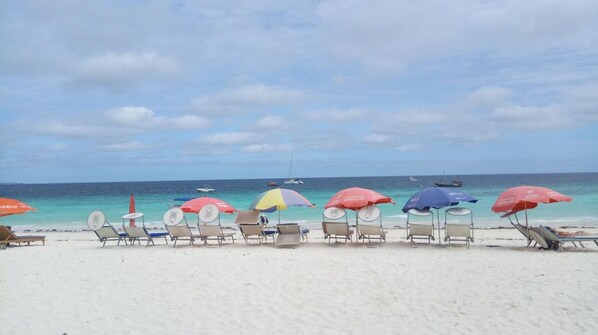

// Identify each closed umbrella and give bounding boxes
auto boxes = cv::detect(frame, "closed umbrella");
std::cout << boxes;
[402,187,478,244]
[129,193,136,227]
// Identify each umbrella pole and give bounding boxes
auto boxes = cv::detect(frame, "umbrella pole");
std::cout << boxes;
[436,208,441,245]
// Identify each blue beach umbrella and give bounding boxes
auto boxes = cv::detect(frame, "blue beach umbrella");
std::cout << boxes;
[402,187,478,244]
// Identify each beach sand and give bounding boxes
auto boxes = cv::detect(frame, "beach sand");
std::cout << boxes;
[2,228,598,334]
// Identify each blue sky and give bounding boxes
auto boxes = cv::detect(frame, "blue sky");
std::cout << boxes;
[1,0,597,183]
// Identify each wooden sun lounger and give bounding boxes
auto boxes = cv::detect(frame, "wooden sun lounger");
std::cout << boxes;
[0,225,45,248]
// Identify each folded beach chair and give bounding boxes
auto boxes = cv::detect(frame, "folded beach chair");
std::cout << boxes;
[87,210,127,247]
[163,207,200,247]
[0,225,45,249]
[406,209,435,245]
[443,207,475,247]
[197,204,235,246]
[356,205,386,243]
[512,222,537,247]
[122,213,169,247]
[275,223,310,247]
[322,207,354,245]
[528,227,550,249]
[235,210,275,245]
[536,226,598,251]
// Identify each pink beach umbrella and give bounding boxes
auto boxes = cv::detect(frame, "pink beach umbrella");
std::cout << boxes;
[180,197,236,214]
[324,187,394,211]
[128,193,136,227]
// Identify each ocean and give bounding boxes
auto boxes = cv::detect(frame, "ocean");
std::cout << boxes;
[1,173,597,231]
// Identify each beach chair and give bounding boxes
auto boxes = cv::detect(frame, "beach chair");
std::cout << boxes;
[528,227,550,249]
[122,213,169,247]
[87,210,127,247]
[536,226,598,251]
[322,207,354,245]
[512,223,537,247]
[0,225,45,248]
[235,210,275,245]
[163,207,200,247]
[406,209,435,245]
[356,205,386,243]
[443,207,475,247]
[275,223,307,247]
[197,204,235,246]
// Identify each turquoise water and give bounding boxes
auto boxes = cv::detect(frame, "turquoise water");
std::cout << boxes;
[1,173,597,230]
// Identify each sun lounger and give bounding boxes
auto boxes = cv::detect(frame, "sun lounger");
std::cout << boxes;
[511,223,537,247]
[198,204,235,246]
[406,209,435,245]
[322,222,354,244]
[536,226,598,251]
[356,206,386,243]
[87,210,127,247]
[275,223,310,247]
[122,213,168,247]
[163,208,200,247]
[0,225,45,248]
[528,227,550,249]
[235,210,275,245]
[444,207,475,247]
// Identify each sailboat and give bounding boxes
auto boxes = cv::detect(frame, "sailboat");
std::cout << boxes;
[284,153,304,185]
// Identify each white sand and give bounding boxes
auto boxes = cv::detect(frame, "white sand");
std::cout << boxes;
[2,228,598,334]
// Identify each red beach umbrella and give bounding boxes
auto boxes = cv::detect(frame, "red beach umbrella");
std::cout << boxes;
[180,196,236,214]
[129,193,136,227]
[491,185,572,216]
[0,198,35,217]
[325,187,394,211]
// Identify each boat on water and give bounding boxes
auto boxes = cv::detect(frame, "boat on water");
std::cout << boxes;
[197,184,215,193]
[284,153,304,185]
[266,181,279,187]
[434,180,463,187]
[408,176,418,182]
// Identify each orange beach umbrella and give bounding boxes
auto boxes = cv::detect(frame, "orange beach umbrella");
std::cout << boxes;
[129,193,136,227]
[0,198,35,217]
[325,187,394,211]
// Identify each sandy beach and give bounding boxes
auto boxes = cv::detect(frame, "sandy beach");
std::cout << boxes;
[2,228,598,334]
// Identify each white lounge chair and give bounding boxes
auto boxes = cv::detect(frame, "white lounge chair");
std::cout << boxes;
[87,210,127,247]
[163,207,200,247]
[406,209,435,245]
[322,207,353,245]
[197,204,235,246]
[235,210,275,245]
[444,207,475,247]
[275,223,309,247]
[536,226,598,251]
[512,222,536,247]
[356,205,386,243]
[122,213,169,247]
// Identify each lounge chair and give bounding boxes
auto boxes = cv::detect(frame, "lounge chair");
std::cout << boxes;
[512,222,536,247]
[356,205,386,243]
[406,209,435,245]
[443,207,475,247]
[322,207,353,245]
[536,226,598,251]
[235,210,275,245]
[87,210,127,247]
[0,225,45,248]
[122,213,169,247]
[198,204,235,246]
[275,223,310,247]
[528,227,550,249]
[163,207,200,247]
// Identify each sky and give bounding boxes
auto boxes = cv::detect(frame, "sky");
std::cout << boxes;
[1,0,597,184]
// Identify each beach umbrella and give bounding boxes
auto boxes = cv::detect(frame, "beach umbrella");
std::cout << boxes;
[402,187,478,244]
[248,188,315,223]
[491,185,572,228]
[324,187,394,211]
[180,196,236,214]
[128,193,136,227]
[0,198,35,217]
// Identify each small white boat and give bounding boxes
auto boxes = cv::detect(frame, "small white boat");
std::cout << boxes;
[284,178,304,185]
[197,184,215,193]
[408,177,418,182]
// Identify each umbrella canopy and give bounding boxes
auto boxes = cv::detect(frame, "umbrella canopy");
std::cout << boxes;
[324,187,394,211]
[0,198,35,217]
[180,196,236,214]
[128,193,136,227]
[491,185,572,216]
[249,188,314,213]
[402,187,478,213]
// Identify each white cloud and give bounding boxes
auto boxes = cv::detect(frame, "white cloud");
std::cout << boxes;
[463,86,511,108]
[74,52,180,87]
[98,141,145,152]
[199,132,262,145]
[242,144,291,153]
[302,109,368,122]
[492,105,566,130]
[106,106,209,130]
[189,84,303,115]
